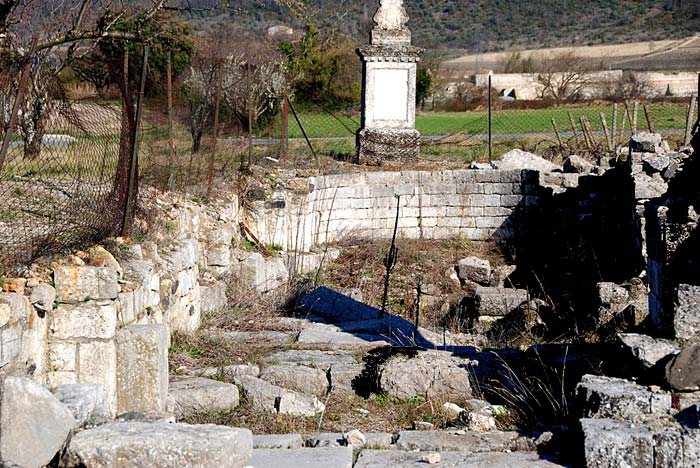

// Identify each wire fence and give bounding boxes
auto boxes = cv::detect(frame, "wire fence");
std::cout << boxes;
[0,49,696,275]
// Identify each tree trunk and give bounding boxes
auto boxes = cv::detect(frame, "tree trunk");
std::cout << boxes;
[191,128,203,154]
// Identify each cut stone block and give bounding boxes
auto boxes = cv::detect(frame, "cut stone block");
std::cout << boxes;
[674,284,700,342]
[395,430,534,452]
[379,350,476,401]
[234,375,325,417]
[617,333,679,370]
[76,340,117,416]
[53,265,119,303]
[63,421,252,468]
[629,132,662,154]
[665,344,700,391]
[493,149,560,172]
[50,301,117,339]
[297,322,390,349]
[581,417,682,468]
[168,376,240,419]
[29,282,56,312]
[329,363,364,394]
[260,364,328,397]
[457,256,491,285]
[1,376,76,468]
[194,364,260,381]
[576,375,672,419]
[473,287,529,317]
[253,434,303,449]
[249,447,353,468]
[265,349,357,371]
[54,384,108,426]
[355,450,564,468]
[116,324,169,414]
[199,280,228,313]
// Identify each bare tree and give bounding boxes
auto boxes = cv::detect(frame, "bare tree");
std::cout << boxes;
[535,52,592,103]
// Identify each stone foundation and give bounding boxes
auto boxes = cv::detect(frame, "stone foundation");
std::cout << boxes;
[357,128,420,165]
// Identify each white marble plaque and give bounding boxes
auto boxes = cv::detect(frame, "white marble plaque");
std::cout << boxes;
[373,68,408,121]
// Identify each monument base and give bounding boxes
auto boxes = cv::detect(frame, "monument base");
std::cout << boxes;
[357,128,421,166]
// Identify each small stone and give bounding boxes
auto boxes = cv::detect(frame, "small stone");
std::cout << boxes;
[345,429,366,447]
[421,453,441,464]
[89,246,123,278]
[413,421,434,431]
[563,155,595,174]
[442,402,465,419]
[457,257,491,285]
[71,255,85,266]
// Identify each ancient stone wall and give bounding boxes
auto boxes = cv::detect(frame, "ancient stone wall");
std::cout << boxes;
[247,169,539,253]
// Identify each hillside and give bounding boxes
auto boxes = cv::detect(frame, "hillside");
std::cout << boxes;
[190,0,700,52]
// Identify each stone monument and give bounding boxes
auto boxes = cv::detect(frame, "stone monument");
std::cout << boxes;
[357,0,424,165]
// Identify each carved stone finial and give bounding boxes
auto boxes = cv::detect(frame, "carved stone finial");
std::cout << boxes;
[372,0,409,31]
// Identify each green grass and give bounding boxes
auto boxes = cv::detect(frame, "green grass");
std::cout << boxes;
[282,102,688,139]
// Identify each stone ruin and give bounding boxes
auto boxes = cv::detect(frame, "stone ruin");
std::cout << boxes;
[0,5,699,468]
[357,0,423,165]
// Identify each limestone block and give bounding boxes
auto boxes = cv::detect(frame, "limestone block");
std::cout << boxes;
[206,225,235,267]
[260,365,328,397]
[378,351,476,401]
[493,149,561,172]
[629,132,662,153]
[48,342,77,372]
[581,417,682,468]
[88,246,123,278]
[29,283,56,312]
[175,268,197,297]
[169,377,240,419]
[54,384,108,426]
[253,434,303,449]
[457,257,491,285]
[0,376,76,468]
[395,430,533,453]
[199,280,227,313]
[63,422,253,468]
[236,252,265,292]
[665,344,700,391]
[329,363,364,394]
[162,239,200,272]
[673,284,700,341]
[53,265,119,303]
[77,340,117,416]
[576,375,672,420]
[472,287,529,317]
[234,375,325,417]
[264,257,289,292]
[116,324,168,414]
[116,290,136,326]
[50,301,117,339]
[250,447,353,468]
[617,333,679,370]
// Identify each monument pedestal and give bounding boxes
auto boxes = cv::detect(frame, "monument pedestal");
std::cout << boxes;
[356,44,423,166]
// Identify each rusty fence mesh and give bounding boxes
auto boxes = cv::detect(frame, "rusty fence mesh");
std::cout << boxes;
[0,82,124,274]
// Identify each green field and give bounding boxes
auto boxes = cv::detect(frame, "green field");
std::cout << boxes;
[284,102,688,139]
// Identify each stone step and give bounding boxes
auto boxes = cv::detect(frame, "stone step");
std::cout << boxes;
[395,430,535,453]
[168,376,240,420]
[354,450,565,468]
[253,433,303,449]
[248,447,353,468]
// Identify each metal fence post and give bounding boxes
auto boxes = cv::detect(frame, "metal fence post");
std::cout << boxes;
[488,74,492,164]
[121,45,149,237]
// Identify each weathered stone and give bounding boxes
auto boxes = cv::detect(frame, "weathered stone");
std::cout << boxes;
[358,128,421,166]
[581,417,682,468]
[642,155,671,173]
[193,364,260,381]
[490,264,516,288]
[472,286,529,317]
[162,239,199,272]
[50,301,117,339]
[493,149,560,173]
[395,430,534,452]
[234,375,324,417]
[413,421,434,431]
[306,433,347,448]
[596,282,630,324]
[576,375,671,420]
[461,400,499,431]
[346,429,366,447]
[563,155,595,174]
[634,173,667,199]
[629,132,662,154]
[0,376,76,468]
[355,450,564,468]
[378,350,475,400]
[297,322,390,349]
[53,265,119,303]
[253,434,303,449]
[442,402,465,419]
[29,282,56,312]
[168,377,240,419]
[264,349,357,371]
[674,284,700,342]
[260,364,328,397]
[364,432,394,449]
[684,429,700,467]
[617,333,679,369]
[665,344,700,392]
[328,363,364,394]
[249,447,353,468]
[54,384,108,426]
[63,421,252,468]
[76,340,117,415]
[116,324,169,414]
[199,280,227,313]
[88,245,123,278]
[457,256,491,285]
